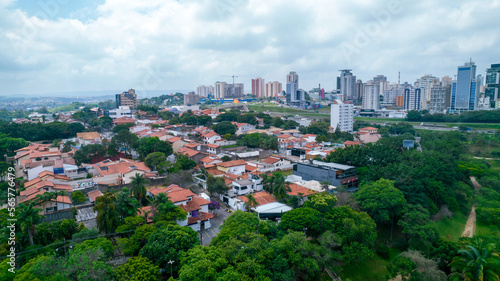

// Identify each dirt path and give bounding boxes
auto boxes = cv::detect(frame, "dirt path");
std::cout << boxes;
[461,177,481,238]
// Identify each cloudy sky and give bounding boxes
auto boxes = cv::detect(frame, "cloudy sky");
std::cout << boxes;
[1,0,499,97]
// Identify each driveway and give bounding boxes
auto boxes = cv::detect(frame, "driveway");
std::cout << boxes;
[199,206,232,246]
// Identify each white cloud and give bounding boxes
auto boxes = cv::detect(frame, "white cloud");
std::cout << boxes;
[0,0,499,96]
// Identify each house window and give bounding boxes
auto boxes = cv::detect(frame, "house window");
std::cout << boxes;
[45,206,57,213]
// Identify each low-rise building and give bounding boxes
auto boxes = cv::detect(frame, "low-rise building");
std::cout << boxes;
[293,160,358,189]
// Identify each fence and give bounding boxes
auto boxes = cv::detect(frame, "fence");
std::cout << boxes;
[258,164,295,173]
[39,209,75,223]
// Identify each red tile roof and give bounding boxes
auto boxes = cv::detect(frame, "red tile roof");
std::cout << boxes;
[287,183,318,196]
[188,211,214,225]
[54,195,72,204]
[88,190,103,202]
[206,143,220,148]
[178,148,200,158]
[206,168,225,176]
[217,159,246,168]
[238,191,276,206]
[245,165,257,172]
[344,141,362,146]
[167,137,182,143]
[261,157,280,165]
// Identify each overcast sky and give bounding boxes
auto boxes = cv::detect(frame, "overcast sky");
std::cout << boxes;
[1,0,499,97]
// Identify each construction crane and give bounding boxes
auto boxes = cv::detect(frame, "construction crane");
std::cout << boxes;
[222,75,239,97]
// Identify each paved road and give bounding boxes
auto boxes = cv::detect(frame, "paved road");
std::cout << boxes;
[199,207,232,246]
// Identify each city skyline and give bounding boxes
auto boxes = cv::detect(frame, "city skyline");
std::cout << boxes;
[1,0,499,97]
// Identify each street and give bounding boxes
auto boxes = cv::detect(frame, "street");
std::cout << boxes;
[199,206,232,245]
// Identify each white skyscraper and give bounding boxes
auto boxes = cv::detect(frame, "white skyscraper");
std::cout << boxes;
[331,100,353,132]
[214,82,227,99]
[362,81,379,110]
[197,85,214,98]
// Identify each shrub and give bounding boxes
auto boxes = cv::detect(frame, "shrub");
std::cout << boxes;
[72,190,86,203]
[377,243,390,260]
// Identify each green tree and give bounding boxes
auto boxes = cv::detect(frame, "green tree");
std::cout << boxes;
[303,192,337,213]
[115,256,160,281]
[210,211,262,246]
[111,129,138,156]
[135,137,173,160]
[130,173,150,204]
[152,193,187,222]
[262,172,290,200]
[449,238,500,281]
[221,155,232,162]
[139,224,199,273]
[355,178,406,239]
[172,154,197,172]
[93,192,120,234]
[388,255,417,281]
[115,187,140,221]
[214,121,237,136]
[206,174,228,196]
[144,152,167,172]
[245,194,258,211]
[74,237,114,258]
[18,202,45,246]
[279,207,324,237]
[398,204,438,244]
[71,190,86,203]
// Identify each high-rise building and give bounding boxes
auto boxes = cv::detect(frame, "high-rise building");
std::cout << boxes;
[338,70,356,101]
[429,84,451,113]
[441,76,453,86]
[196,85,214,98]
[214,82,227,99]
[383,84,404,107]
[395,95,404,107]
[415,75,439,103]
[485,63,500,108]
[224,83,244,99]
[264,81,282,98]
[330,100,353,133]
[355,79,364,101]
[373,75,389,107]
[184,92,200,106]
[286,82,298,100]
[403,87,422,111]
[362,81,379,110]
[251,77,265,98]
[450,61,479,113]
[287,71,299,86]
[116,89,137,109]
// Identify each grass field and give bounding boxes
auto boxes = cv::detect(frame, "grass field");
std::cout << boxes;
[339,254,390,281]
[475,221,498,237]
[434,211,469,242]
[248,104,329,118]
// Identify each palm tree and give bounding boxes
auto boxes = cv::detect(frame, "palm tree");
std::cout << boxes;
[262,172,290,200]
[93,192,120,234]
[245,194,258,211]
[152,193,172,222]
[449,238,500,281]
[130,173,149,204]
[17,203,44,246]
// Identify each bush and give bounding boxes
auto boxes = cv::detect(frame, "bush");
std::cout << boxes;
[377,243,390,260]
[72,190,86,203]
[393,238,409,252]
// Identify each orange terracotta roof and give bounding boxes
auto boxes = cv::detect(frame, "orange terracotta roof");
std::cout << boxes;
[24,177,43,188]
[261,157,280,164]
[225,173,239,180]
[77,132,101,140]
[344,141,362,146]
[20,189,45,203]
[206,168,225,176]
[201,131,219,138]
[54,195,72,204]
[29,150,61,159]
[167,137,182,143]
[14,151,30,160]
[88,190,103,202]
[184,143,200,148]
[178,148,199,158]
[359,127,378,131]
[224,178,233,185]
[279,134,293,138]
[287,183,318,196]
[179,200,201,212]
[188,211,214,224]
[245,165,257,172]
[20,186,41,197]
[200,155,220,164]
[206,143,220,148]
[217,159,246,168]
[238,191,276,206]
[138,206,153,223]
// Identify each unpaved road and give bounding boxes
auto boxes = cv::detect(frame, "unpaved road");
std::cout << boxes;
[462,177,481,238]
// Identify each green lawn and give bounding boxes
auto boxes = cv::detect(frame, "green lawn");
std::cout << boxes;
[280,169,293,176]
[434,211,469,242]
[339,254,390,281]
[487,160,500,173]
[475,221,498,237]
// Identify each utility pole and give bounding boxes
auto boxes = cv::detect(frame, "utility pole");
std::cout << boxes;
[168,260,174,277]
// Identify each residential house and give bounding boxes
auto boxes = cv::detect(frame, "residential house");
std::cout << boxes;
[216,159,246,175]
[233,122,256,136]
[146,184,213,231]
[76,132,102,146]
[90,159,152,185]
[356,127,381,144]
[200,131,222,144]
